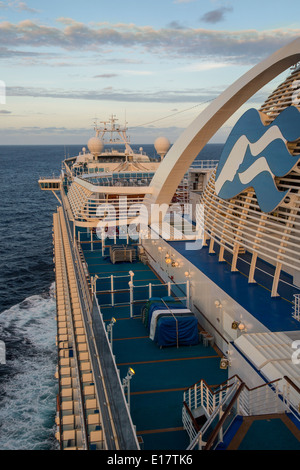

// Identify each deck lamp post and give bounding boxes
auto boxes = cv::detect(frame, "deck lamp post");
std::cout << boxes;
[122,367,135,411]
[107,317,116,347]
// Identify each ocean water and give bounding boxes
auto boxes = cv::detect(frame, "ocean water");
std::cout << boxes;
[0,143,222,450]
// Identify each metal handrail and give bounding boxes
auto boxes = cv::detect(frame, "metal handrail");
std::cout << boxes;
[203,382,245,450]
[189,160,219,169]
[284,375,300,395]
[186,378,241,450]
[183,401,200,432]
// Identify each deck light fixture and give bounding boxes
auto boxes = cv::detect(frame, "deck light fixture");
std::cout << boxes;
[107,317,116,346]
[122,367,135,410]
[232,320,246,332]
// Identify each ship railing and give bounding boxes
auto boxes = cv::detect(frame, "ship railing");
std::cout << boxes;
[92,272,189,316]
[184,374,300,450]
[184,377,243,450]
[89,294,140,450]
[184,375,237,417]
[61,191,93,314]
[293,294,300,321]
[38,174,61,180]
[238,379,286,416]
[59,197,139,449]
[239,376,300,421]
[189,160,219,170]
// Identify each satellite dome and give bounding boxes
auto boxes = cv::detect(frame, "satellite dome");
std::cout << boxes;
[154,137,170,157]
[87,137,103,156]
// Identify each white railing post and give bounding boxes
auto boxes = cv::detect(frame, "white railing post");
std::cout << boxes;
[111,275,114,306]
[186,280,190,309]
[149,283,152,299]
[129,281,133,318]
[102,231,105,256]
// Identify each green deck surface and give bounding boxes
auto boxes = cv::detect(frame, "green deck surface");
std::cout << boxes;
[238,418,300,450]
[81,242,227,450]
[80,239,300,450]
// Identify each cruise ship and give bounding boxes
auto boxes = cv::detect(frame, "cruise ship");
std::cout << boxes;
[39,39,300,451]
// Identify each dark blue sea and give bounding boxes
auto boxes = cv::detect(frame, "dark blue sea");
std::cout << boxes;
[0,143,222,450]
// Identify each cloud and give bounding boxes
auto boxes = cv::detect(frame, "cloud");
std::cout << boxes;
[200,7,233,24]
[166,21,185,30]
[16,2,39,13]
[0,46,46,58]
[0,1,38,13]
[94,73,119,78]
[0,19,299,65]
[6,84,220,103]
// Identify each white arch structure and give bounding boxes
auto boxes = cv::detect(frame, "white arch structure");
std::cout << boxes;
[146,37,300,216]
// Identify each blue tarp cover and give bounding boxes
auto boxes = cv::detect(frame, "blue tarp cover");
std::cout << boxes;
[144,300,199,347]
[154,314,199,347]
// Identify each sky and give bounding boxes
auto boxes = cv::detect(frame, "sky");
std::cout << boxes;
[0,0,300,145]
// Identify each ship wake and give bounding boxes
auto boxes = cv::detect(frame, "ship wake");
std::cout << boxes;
[0,283,58,450]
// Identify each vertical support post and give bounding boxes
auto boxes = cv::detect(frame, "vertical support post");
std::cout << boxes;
[231,245,239,272]
[218,245,225,262]
[168,281,171,296]
[91,228,93,251]
[248,252,257,283]
[111,275,114,306]
[218,407,224,443]
[129,281,133,318]
[102,230,105,257]
[271,262,282,297]
[149,283,152,299]
[186,280,190,309]
[128,271,134,318]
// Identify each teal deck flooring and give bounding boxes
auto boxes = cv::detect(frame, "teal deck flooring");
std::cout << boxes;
[81,241,228,450]
[237,418,300,450]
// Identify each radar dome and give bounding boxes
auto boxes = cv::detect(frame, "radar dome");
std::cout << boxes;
[87,137,103,156]
[154,137,170,157]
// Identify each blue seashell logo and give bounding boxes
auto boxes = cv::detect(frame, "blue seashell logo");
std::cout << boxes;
[215,106,300,213]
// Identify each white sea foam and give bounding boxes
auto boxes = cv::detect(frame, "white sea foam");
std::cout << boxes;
[0,283,58,450]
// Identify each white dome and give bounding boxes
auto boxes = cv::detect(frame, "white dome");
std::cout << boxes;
[154,136,170,155]
[87,137,103,155]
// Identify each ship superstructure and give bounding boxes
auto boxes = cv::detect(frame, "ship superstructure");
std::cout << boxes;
[40,42,300,451]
